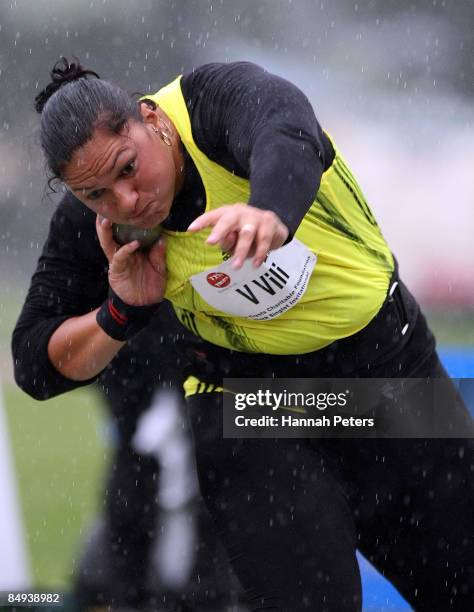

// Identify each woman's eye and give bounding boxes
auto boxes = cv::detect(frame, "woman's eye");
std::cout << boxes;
[88,189,104,201]
[122,160,136,176]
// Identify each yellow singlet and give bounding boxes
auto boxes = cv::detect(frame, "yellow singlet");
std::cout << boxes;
[143,77,394,355]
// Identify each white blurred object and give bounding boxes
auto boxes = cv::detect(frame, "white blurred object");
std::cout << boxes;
[133,388,199,587]
[153,507,197,590]
[133,388,198,509]
[0,379,31,588]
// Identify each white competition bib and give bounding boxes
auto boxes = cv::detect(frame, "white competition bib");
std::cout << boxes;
[190,239,316,320]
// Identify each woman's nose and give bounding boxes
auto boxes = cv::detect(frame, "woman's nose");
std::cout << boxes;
[113,183,139,217]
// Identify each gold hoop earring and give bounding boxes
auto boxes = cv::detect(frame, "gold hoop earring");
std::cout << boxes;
[160,131,172,146]
[151,125,172,146]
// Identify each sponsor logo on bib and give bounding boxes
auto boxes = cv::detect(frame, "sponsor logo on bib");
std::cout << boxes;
[207,272,231,288]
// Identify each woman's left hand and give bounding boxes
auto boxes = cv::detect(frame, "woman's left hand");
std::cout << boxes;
[187,204,289,269]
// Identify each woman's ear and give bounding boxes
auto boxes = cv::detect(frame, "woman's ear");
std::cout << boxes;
[138,99,158,124]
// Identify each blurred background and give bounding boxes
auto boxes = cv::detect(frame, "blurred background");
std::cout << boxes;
[0,1,473,610]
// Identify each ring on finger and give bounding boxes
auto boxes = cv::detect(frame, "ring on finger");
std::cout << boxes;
[240,223,256,234]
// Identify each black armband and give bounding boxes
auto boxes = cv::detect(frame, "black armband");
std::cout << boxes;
[96,287,162,341]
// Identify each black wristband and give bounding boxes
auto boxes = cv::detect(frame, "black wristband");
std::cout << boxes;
[96,287,162,341]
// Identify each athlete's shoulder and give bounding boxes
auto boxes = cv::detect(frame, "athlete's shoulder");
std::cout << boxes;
[180,61,267,101]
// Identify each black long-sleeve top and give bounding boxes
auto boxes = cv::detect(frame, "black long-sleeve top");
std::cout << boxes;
[12,61,334,400]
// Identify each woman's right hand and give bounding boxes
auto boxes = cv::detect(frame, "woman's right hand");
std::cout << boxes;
[96,216,166,306]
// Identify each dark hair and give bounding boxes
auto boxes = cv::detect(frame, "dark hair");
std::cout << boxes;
[35,57,141,179]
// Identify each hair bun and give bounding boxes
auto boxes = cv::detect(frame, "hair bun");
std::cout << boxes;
[34,57,100,114]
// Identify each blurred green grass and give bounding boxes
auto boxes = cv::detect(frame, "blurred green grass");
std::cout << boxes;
[2,383,107,588]
[424,309,474,346]
[1,284,107,590]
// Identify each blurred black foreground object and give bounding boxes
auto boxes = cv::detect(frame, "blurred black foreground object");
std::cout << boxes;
[70,308,246,612]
